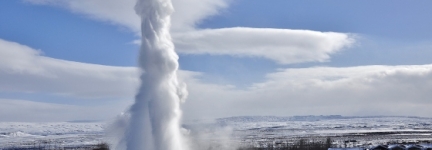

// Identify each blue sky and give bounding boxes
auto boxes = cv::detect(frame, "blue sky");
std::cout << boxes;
[1,0,432,121]
[205,0,432,39]
[3,0,432,74]
[0,1,139,66]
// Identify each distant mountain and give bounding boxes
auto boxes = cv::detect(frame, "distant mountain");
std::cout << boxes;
[216,115,345,123]
[215,115,431,124]
[67,120,103,123]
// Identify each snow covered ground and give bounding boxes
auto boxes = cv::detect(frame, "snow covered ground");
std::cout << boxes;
[0,121,104,149]
[188,116,432,148]
[1,116,431,149]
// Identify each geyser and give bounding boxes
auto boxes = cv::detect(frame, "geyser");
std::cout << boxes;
[123,0,188,149]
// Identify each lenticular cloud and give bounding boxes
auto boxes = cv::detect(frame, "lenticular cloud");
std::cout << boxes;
[120,0,188,149]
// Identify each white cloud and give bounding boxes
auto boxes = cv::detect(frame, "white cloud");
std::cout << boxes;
[170,0,230,32]
[0,39,195,121]
[25,0,140,32]
[24,0,230,33]
[24,0,354,64]
[182,65,432,119]
[1,39,432,120]
[0,98,127,122]
[174,28,354,64]
[0,39,139,99]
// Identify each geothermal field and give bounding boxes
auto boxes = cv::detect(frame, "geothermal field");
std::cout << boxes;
[2,0,432,150]
[1,116,432,149]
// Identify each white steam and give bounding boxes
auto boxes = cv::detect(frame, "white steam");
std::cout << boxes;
[118,0,188,150]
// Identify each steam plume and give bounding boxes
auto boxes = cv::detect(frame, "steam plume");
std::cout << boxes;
[122,0,188,149]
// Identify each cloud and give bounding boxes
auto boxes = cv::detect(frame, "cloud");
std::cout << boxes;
[24,0,230,33]
[0,98,127,122]
[25,0,140,32]
[1,39,432,120]
[170,0,230,32]
[0,39,139,99]
[182,65,432,119]
[174,28,354,64]
[0,39,195,121]
[0,38,198,121]
[24,0,354,64]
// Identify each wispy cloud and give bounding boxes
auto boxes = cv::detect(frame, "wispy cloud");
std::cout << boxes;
[0,39,138,99]
[25,0,140,32]
[24,0,230,32]
[174,28,354,64]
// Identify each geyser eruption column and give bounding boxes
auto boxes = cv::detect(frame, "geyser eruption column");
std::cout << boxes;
[126,0,187,150]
